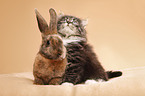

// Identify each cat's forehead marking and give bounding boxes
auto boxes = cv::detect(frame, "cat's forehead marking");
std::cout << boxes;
[62,15,76,19]
[59,15,80,23]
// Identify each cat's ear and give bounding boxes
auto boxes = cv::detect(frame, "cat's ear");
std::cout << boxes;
[58,10,64,19]
[81,19,88,28]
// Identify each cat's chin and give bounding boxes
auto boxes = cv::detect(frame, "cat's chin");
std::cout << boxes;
[61,82,74,86]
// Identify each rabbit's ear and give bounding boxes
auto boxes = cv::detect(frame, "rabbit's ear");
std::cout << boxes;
[35,9,49,34]
[48,8,57,34]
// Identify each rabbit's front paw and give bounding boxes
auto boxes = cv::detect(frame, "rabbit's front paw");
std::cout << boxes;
[34,78,44,85]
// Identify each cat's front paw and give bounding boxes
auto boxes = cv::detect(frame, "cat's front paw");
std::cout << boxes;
[61,82,74,86]
[85,79,98,85]
[85,79,104,85]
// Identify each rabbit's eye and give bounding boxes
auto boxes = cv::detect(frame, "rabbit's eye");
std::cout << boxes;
[46,40,50,45]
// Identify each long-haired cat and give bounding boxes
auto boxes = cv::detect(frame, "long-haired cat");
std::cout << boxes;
[57,13,122,85]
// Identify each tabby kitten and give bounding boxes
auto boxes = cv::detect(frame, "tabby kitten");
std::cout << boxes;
[57,14,122,85]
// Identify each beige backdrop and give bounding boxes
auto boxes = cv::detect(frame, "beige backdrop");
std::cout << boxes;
[0,0,145,74]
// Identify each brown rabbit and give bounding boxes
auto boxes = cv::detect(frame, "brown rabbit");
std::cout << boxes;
[33,8,67,85]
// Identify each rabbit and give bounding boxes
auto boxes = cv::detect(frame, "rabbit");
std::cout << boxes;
[33,8,67,85]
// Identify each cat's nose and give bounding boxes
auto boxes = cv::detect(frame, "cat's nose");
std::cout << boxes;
[67,23,70,26]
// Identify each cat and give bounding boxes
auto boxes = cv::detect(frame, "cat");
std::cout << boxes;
[57,13,122,85]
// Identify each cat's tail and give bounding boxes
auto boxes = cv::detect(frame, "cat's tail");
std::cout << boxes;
[106,71,122,79]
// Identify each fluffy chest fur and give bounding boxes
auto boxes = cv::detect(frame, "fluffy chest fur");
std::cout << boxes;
[33,53,67,85]
[62,36,86,46]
